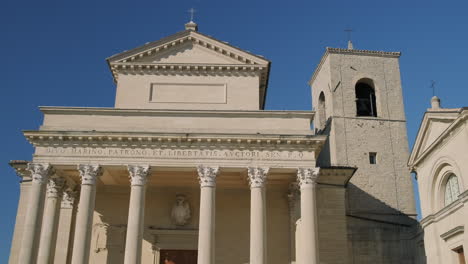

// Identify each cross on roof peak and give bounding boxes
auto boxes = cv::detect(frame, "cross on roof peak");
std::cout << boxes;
[188,8,196,22]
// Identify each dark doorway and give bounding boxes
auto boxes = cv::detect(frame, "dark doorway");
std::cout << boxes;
[160,250,197,264]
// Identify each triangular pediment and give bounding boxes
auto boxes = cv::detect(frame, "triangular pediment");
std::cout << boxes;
[409,111,459,166]
[107,30,269,66]
[132,42,243,64]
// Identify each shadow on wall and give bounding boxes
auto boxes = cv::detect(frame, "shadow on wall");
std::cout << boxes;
[345,184,425,264]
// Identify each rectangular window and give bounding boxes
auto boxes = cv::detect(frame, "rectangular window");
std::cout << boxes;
[369,152,377,164]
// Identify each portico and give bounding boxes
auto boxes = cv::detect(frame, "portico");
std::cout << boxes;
[11,146,333,264]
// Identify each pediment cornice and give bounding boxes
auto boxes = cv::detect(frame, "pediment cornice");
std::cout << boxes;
[409,109,468,169]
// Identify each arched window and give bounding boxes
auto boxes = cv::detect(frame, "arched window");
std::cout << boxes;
[355,80,377,117]
[318,92,326,128]
[444,174,461,206]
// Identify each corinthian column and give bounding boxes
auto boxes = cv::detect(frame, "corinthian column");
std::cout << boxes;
[124,165,150,264]
[196,165,219,264]
[297,168,320,264]
[247,167,269,264]
[71,165,102,264]
[37,177,65,264]
[18,163,52,264]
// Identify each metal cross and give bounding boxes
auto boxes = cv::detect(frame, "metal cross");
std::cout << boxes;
[188,8,196,21]
[430,80,436,96]
[344,28,353,42]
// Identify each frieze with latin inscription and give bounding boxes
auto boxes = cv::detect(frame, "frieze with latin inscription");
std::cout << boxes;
[38,147,312,161]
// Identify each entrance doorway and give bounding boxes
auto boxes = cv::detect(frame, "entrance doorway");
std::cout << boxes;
[159,250,197,264]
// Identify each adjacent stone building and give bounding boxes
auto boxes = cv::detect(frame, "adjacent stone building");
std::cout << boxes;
[8,21,423,264]
[409,97,468,264]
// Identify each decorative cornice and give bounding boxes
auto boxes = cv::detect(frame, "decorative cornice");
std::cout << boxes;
[10,160,31,179]
[46,177,66,198]
[27,163,52,184]
[297,168,320,188]
[111,63,266,72]
[38,106,315,118]
[77,164,102,185]
[326,47,401,57]
[107,31,268,67]
[127,165,151,186]
[197,165,219,187]
[24,131,324,151]
[420,191,467,227]
[440,225,464,241]
[409,110,468,168]
[247,167,269,188]
[309,47,401,85]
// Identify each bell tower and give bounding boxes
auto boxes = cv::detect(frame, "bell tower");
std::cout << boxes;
[310,45,420,262]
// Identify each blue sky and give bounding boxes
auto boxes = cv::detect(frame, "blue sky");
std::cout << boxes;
[1,0,467,260]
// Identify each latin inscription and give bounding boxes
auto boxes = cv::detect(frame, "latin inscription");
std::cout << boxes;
[42,147,310,161]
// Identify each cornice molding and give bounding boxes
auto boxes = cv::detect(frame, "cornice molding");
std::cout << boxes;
[38,106,315,119]
[440,225,464,241]
[24,131,326,151]
[326,47,401,57]
[108,31,268,66]
[309,47,401,85]
[420,190,468,227]
[409,110,468,169]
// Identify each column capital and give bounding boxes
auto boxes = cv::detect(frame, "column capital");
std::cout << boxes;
[247,167,269,188]
[62,188,78,209]
[77,164,102,185]
[297,168,320,188]
[197,165,219,187]
[127,165,151,186]
[46,177,66,198]
[27,163,52,184]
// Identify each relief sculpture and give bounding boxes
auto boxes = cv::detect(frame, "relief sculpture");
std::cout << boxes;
[171,194,191,226]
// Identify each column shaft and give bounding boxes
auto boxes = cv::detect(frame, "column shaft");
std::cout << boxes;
[300,185,319,263]
[248,167,268,264]
[197,165,219,264]
[198,186,216,263]
[124,165,150,264]
[250,187,266,264]
[37,177,65,264]
[18,163,51,264]
[297,168,320,264]
[54,189,77,264]
[71,165,101,264]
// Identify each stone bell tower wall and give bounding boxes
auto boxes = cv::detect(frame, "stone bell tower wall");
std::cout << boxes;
[310,49,420,263]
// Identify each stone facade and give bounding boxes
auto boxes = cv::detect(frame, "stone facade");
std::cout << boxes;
[8,21,422,264]
[409,98,468,264]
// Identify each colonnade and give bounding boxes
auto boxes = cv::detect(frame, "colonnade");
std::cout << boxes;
[17,163,320,264]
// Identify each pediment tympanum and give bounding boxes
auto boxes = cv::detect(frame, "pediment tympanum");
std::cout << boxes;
[409,111,460,167]
[107,30,269,68]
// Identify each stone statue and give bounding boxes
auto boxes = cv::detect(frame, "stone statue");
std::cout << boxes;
[171,194,191,226]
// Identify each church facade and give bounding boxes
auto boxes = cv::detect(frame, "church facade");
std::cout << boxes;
[9,21,423,264]
[409,97,468,264]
